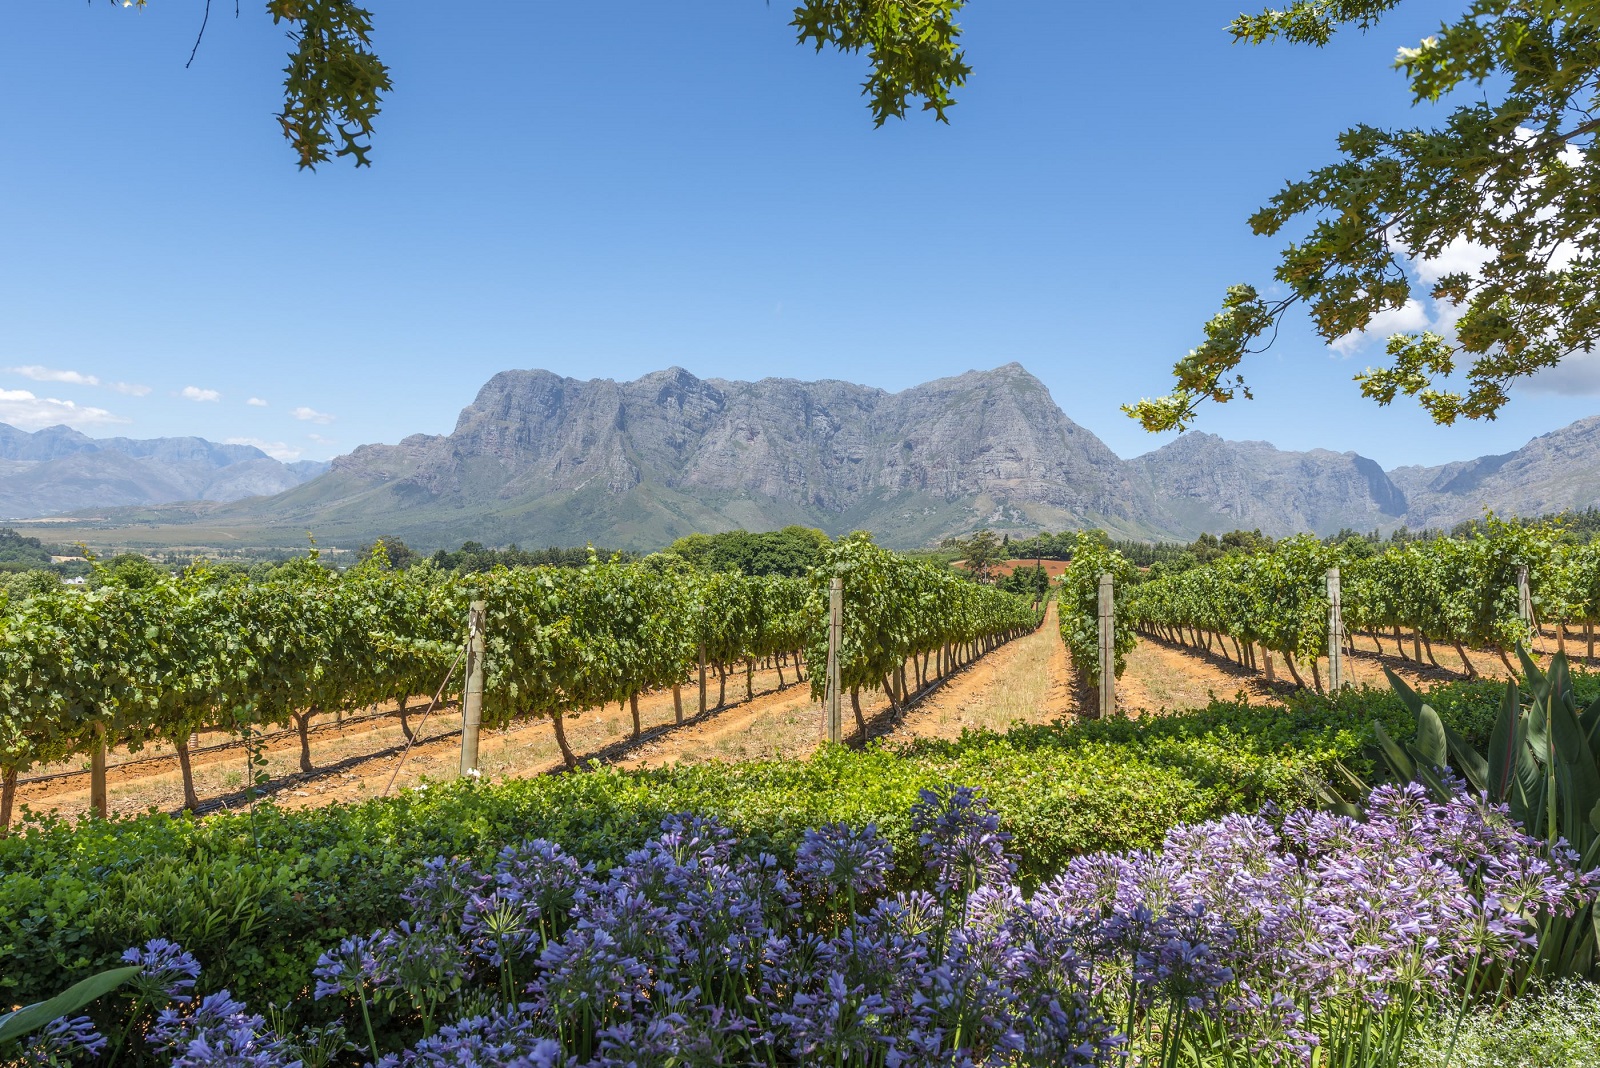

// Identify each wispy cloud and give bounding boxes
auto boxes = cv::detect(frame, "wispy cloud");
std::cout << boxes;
[8,365,100,386]
[224,436,302,461]
[292,405,335,424]
[8,366,152,398]
[180,386,221,402]
[306,432,337,446]
[246,397,268,407]
[0,389,124,429]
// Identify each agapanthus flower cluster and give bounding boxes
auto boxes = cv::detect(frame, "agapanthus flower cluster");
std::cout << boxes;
[18,1014,105,1067]
[794,821,893,900]
[81,780,1590,1068]
[123,937,202,1005]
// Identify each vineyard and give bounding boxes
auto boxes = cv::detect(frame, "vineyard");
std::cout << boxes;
[7,521,1600,1068]
[1053,518,1600,698]
[0,533,1038,828]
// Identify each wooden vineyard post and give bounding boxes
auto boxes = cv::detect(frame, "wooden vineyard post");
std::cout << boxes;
[1326,568,1344,691]
[90,723,108,818]
[698,645,708,716]
[1097,573,1114,719]
[459,600,486,777]
[824,574,843,743]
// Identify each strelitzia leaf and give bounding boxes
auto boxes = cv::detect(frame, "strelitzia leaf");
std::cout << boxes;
[1486,680,1523,803]
[1413,700,1448,769]
[0,965,139,1046]
[1517,644,1547,692]
[1372,720,1415,783]
[1443,721,1488,793]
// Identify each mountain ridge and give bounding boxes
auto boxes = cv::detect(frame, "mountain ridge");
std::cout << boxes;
[11,365,1600,549]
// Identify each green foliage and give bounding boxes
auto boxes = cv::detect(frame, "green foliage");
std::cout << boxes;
[1056,533,1138,688]
[0,528,52,573]
[1128,0,1600,430]
[802,532,1036,700]
[953,527,1006,583]
[1129,518,1572,676]
[790,0,971,124]
[1370,652,1600,977]
[86,553,169,590]
[1405,980,1600,1068]
[996,562,1049,599]
[427,542,632,573]
[0,965,138,1048]
[0,676,1504,1011]
[116,1,973,169]
[666,526,830,577]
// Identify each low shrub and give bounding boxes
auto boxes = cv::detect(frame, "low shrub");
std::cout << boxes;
[22,782,1589,1067]
[1406,980,1600,1068]
[0,676,1517,1010]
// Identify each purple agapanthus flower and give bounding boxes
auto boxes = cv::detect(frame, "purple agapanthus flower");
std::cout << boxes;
[122,937,202,1004]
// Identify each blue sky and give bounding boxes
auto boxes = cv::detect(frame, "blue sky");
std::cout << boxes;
[2,0,1595,469]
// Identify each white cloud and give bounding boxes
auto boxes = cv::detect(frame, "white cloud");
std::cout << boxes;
[291,405,335,424]
[306,432,337,446]
[1412,237,1495,285]
[110,381,151,396]
[8,365,100,386]
[0,389,124,429]
[224,436,302,461]
[1520,351,1600,396]
[180,386,221,402]
[1329,298,1433,355]
[246,397,268,407]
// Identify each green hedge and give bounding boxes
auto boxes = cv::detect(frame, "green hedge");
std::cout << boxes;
[0,675,1528,1011]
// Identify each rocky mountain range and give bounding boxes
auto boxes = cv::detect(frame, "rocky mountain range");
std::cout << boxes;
[0,425,328,520]
[18,364,1600,550]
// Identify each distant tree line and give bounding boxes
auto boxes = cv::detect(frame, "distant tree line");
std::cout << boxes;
[665,527,831,577]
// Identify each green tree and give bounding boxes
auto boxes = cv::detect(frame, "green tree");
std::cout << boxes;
[1128,0,1600,432]
[112,0,971,169]
[957,528,1005,584]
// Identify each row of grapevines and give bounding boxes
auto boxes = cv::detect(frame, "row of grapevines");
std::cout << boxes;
[0,551,813,823]
[0,538,1033,825]
[1055,533,1138,688]
[801,533,1041,733]
[1125,519,1570,686]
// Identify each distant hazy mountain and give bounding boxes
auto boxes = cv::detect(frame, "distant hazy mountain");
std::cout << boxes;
[24,366,1600,548]
[0,425,329,519]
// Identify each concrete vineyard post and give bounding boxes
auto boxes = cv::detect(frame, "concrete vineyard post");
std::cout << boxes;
[1326,567,1344,691]
[1518,565,1534,648]
[459,600,486,777]
[824,574,843,743]
[1097,572,1114,719]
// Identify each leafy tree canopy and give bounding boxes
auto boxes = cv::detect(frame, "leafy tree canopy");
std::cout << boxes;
[428,542,631,573]
[113,0,970,169]
[666,526,831,577]
[1127,0,1600,432]
[0,529,52,574]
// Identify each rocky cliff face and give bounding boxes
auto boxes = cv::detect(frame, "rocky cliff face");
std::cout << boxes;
[43,365,1600,549]
[1131,434,1411,538]
[1388,415,1600,529]
[314,364,1172,545]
